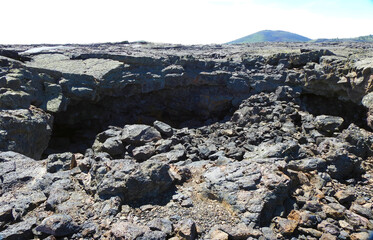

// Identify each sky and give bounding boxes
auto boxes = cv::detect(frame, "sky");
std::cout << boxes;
[1,0,373,45]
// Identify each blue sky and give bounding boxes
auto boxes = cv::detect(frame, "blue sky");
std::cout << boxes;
[1,0,373,44]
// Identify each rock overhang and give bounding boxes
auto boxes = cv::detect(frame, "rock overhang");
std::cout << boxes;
[1,42,373,239]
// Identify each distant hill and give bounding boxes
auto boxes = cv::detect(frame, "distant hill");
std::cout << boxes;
[227,30,311,44]
[313,34,373,43]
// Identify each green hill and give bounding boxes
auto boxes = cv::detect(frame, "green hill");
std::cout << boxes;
[313,34,373,43]
[227,30,311,44]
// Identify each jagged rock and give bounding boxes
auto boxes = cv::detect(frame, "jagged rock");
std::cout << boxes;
[202,159,291,226]
[350,203,373,219]
[314,115,344,135]
[45,188,70,210]
[132,144,156,161]
[208,229,229,240]
[320,233,337,240]
[317,138,363,180]
[122,124,162,145]
[111,221,150,240]
[150,149,186,163]
[102,137,125,157]
[154,120,173,137]
[323,203,346,219]
[93,159,173,201]
[198,144,217,159]
[175,219,197,240]
[273,217,298,235]
[0,151,46,194]
[139,230,167,240]
[344,210,373,230]
[217,224,262,239]
[298,227,323,238]
[46,152,75,173]
[147,218,173,235]
[28,54,123,84]
[35,214,79,237]
[41,82,68,113]
[0,107,53,159]
[0,217,36,240]
[244,141,300,160]
[0,88,32,109]
[349,232,370,240]
[1,42,373,240]
[339,124,373,158]
[335,189,355,205]
[0,48,31,62]
[288,158,327,172]
[289,49,334,68]
[98,196,122,217]
[92,127,123,154]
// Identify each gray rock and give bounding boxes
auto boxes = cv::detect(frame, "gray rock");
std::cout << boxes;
[176,219,197,240]
[217,223,262,239]
[2,42,373,240]
[148,218,173,235]
[94,159,173,201]
[0,151,46,194]
[0,107,53,159]
[46,189,70,210]
[155,139,173,153]
[122,124,162,145]
[98,196,122,216]
[339,123,373,158]
[132,144,156,161]
[35,214,79,237]
[198,144,217,159]
[0,88,32,109]
[102,137,124,157]
[288,158,326,172]
[0,217,36,240]
[41,82,68,113]
[138,230,167,240]
[350,203,373,219]
[317,220,341,236]
[149,149,186,163]
[153,120,173,137]
[92,127,123,153]
[335,189,355,205]
[46,152,75,173]
[344,210,373,230]
[28,54,123,81]
[314,115,344,134]
[202,159,291,226]
[362,92,373,109]
[111,221,150,240]
[244,141,299,160]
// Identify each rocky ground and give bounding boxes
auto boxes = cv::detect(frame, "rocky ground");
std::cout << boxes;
[1,42,373,239]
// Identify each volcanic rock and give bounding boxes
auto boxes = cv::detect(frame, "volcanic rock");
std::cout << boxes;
[1,42,373,239]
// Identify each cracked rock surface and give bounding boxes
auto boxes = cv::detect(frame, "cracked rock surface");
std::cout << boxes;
[0,42,373,239]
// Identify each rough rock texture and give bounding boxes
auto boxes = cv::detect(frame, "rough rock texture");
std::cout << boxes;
[0,107,52,159]
[1,42,373,239]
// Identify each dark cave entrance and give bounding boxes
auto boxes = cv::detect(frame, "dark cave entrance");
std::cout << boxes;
[43,87,371,157]
[43,86,237,156]
[300,93,369,130]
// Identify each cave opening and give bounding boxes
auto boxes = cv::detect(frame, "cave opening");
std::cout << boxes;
[43,86,237,157]
[300,93,369,131]
[43,88,371,158]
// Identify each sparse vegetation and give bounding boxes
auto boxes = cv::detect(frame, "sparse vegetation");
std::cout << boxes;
[229,30,373,44]
[227,30,311,44]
